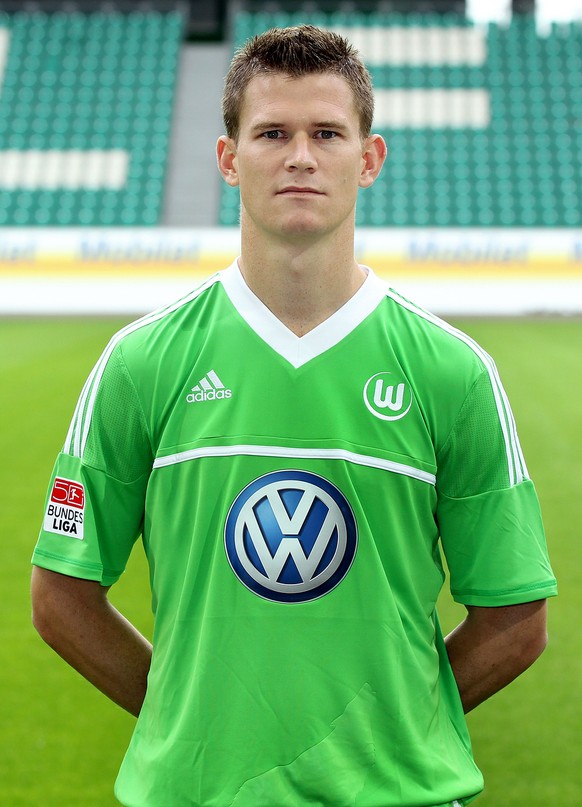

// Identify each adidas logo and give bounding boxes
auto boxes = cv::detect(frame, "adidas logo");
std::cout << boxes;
[186,370,232,403]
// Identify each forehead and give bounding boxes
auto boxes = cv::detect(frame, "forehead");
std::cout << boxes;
[238,72,360,131]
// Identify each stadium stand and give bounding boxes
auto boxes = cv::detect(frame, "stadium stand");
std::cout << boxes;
[0,4,579,229]
[219,10,582,228]
[0,8,184,225]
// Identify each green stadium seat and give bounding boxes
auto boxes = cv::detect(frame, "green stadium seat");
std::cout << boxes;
[0,9,184,225]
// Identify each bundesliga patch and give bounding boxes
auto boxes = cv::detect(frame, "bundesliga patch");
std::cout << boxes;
[43,477,85,540]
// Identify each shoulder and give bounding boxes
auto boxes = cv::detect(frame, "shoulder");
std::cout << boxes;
[368,275,504,447]
[113,271,225,363]
[62,272,228,460]
[371,277,492,384]
[86,270,233,395]
[73,270,227,410]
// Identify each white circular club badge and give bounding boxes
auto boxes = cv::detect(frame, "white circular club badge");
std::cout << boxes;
[363,372,413,421]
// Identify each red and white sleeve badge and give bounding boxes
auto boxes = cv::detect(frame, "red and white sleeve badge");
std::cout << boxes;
[43,477,85,540]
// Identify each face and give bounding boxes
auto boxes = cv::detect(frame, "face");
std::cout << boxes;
[217,72,386,243]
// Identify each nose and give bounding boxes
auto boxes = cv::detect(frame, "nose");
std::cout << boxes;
[284,134,317,172]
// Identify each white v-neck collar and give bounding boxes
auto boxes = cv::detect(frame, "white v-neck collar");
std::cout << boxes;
[219,260,388,369]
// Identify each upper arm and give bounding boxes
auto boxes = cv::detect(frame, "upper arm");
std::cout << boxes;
[31,566,110,641]
[464,599,548,661]
[445,599,549,711]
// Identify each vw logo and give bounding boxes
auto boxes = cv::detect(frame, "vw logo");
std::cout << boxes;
[224,470,358,603]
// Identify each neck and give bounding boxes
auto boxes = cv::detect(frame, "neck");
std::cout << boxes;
[238,222,366,337]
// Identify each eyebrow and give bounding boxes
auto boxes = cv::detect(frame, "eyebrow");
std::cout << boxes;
[250,122,284,133]
[249,120,350,134]
[313,121,349,131]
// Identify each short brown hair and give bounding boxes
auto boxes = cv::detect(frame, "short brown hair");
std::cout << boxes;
[222,24,375,141]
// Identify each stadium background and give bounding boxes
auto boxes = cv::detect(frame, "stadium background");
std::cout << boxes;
[0,0,581,804]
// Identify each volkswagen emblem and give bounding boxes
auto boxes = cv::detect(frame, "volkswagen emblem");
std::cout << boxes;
[224,470,358,603]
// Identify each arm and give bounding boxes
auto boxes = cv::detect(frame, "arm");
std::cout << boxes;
[445,599,548,713]
[31,566,152,717]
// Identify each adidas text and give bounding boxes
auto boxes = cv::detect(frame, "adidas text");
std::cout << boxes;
[187,370,232,403]
[187,388,232,403]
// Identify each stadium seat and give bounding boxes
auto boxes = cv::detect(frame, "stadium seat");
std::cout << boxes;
[0,9,183,225]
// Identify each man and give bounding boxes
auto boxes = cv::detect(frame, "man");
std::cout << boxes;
[32,25,557,807]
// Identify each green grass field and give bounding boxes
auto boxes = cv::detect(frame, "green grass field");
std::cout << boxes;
[1,315,580,806]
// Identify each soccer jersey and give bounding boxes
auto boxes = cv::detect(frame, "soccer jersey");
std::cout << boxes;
[33,263,557,807]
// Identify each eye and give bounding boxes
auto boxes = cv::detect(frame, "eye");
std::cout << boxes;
[262,130,284,140]
[317,130,337,140]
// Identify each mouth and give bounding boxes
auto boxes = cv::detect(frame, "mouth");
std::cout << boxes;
[277,187,324,195]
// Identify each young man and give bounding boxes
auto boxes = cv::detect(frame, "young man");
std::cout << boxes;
[32,25,556,807]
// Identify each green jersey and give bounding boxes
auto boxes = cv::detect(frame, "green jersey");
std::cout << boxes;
[33,263,557,807]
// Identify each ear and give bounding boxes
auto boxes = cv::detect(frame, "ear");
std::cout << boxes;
[359,134,388,189]
[216,136,239,187]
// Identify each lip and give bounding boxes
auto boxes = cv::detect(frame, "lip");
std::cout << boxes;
[277,187,324,195]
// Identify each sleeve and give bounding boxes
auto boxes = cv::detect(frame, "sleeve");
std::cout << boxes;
[435,368,558,607]
[32,341,153,586]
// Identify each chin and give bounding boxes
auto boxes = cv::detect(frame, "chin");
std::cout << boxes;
[278,216,328,238]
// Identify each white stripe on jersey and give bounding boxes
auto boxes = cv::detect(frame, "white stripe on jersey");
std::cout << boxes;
[383,286,529,487]
[64,273,222,459]
[153,444,437,486]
